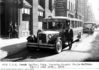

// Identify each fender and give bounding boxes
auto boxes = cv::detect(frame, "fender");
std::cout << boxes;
[27,35,37,43]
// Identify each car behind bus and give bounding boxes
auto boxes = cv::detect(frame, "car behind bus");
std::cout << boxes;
[83,22,95,34]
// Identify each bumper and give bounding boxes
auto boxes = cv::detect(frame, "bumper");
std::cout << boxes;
[27,43,55,49]
[83,30,93,33]
[83,29,90,33]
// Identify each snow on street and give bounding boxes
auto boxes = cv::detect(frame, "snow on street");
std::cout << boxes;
[1,29,99,62]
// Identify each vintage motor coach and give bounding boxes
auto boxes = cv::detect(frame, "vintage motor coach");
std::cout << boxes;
[27,17,83,53]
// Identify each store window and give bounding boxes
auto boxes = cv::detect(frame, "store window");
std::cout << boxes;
[38,11,43,22]
[22,8,30,21]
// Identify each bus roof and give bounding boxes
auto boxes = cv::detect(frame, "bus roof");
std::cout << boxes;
[52,16,71,20]
[84,22,96,24]
[43,16,83,22]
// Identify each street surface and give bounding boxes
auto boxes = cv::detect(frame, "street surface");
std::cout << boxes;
[1,28,99,62]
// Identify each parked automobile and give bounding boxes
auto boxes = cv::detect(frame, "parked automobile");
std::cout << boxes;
[83,22,96,34]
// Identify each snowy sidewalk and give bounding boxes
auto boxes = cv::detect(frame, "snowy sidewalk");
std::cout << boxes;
[0,38,27,60]
[72,31,98,52]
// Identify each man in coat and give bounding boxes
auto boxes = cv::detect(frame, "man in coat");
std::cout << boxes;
[64,22,73,50]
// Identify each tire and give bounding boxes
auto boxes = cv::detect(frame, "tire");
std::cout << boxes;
[55,38,62,54]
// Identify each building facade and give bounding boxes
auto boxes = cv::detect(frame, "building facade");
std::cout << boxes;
[1,0,94,39]
[0,0,32,38]
[0,0,4,38]
[30,0,55,36]
[0,0,55,39]
[76,0,94,22]
[67,0,75,18]
[18,0,32,37]
[55,0,94,22]
[55,0,75,18]
[75,0,84,19]
[55,0,67,16]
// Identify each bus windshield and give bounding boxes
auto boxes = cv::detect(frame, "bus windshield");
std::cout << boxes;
[43,21,63,30]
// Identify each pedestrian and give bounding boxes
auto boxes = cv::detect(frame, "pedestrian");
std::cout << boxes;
[13,23,18,38]
[8,22,13,38]
[64,22,73,50]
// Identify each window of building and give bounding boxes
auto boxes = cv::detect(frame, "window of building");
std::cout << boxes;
[38,11,43,22]
[67,0,69,10]
[49,0,52,11]
[71,3,72,11]
[71,2,72,11]
[38,16,43,22]
[22,8,30,21]
[69,1,70,10]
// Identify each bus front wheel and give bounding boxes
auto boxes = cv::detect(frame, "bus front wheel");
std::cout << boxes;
[55,38,62,54]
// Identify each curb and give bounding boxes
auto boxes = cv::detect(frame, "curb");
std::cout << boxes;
[0,38,27,60]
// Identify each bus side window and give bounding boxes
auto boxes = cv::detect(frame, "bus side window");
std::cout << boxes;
[57,22,62,29]
[74,21,75,28]
[80,22,82,27]
[73,21,75,28]
[63,23,67,29]
[77,21,79,27]
[80,22,81,27]
[72,21,74,28]
[81,22,83,27]
[71,21,73,28]
[78,22,80,27]
[75,21,77,28]
[77,22,79,27]
[78,22,79,27]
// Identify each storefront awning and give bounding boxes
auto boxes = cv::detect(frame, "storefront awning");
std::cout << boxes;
[23,0,32,8]
[38,5,44,11]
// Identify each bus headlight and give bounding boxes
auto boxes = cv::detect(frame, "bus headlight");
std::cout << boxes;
[48,34,52,39]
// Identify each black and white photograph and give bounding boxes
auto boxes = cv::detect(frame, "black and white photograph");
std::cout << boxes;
[0,0,99,69]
